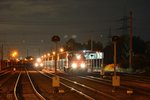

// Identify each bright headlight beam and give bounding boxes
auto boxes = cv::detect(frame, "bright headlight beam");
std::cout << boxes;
[72,63,77,69]
[34,63,38,67]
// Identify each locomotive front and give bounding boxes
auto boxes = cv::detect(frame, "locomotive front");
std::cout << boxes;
[68,53,87,72]
[33,58,44,70]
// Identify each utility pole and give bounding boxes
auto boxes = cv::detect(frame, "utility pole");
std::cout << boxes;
[118,11,133,72]
[129,11,133,71]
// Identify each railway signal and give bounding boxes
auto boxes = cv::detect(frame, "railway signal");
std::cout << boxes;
[112,36,120,87]
[51,35,60,74]
[51,35,61,93]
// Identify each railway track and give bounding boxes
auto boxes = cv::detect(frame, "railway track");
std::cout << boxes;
[27,68,89,100]
[0,70,19,99]
[14,69,46,100]
[40,71,121,100]
[53,71,150,99]
[84,72,150,93]
[40,71,97,100]
[79,75,150,97]
[2,66,148,100]
[120,74,150,83]
[0,71,11,77]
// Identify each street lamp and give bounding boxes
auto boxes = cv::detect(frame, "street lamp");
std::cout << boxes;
[57,48,64,70]
[44,54,47,68]
[12,51,18,58]
[47,53,50,56]
[11,51,18,68]
[52,51,56,55]
[60,48,64,52]
[47,53,50,68]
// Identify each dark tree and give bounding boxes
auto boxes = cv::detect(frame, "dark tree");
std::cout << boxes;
[86,40,103,51]
[103,44,113,64]
[103,34,147,71]
[145,41,150,59]
[64,39,103,51]
[132,36,145,55]
[64,38,83,51]
[117,35,130,68]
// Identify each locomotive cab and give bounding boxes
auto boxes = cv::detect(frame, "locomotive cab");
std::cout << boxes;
[66,52,87,73]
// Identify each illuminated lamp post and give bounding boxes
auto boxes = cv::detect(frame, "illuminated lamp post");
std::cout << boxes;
[52,51,56,69]
[11,51,18,68]
[58,48,64,70]
[44,54,47,68]
[47,53,50,68]
[60,48,64,52]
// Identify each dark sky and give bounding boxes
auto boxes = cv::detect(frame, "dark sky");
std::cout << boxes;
[0,0,150,58]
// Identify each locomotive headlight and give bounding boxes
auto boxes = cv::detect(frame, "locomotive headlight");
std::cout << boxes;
[72,63,77,69]
[34,63,39,67]
[80,63,85,68]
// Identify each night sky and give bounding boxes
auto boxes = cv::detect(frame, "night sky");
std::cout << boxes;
[0,0,149,58]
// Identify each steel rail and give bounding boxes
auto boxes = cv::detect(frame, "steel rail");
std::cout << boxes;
[14,71,21,100]
[0,71,10,77]
[26,69,46,100]
[81,75,150,96]
[59,75,117,100]
[39,71,95,100]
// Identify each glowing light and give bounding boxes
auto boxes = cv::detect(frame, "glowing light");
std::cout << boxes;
[52,52,56,55]
[72,63,77,69]
[76,55,81,60]
[11,51,18,58]
[40,63,43,67]
[74,81,77,84]
[80,63,85,68]
[30,58,33,60]
[34,63,39,67]
[37,58,41,63]
[60,48,64,52]
[47,53,50,56]
[16,59,20,62]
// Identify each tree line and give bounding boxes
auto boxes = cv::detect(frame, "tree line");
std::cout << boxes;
[62,35,150,72]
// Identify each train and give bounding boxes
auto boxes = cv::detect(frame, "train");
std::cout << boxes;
[33,57,44,70]
[34,50,104,73]
[63,51,87,73]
